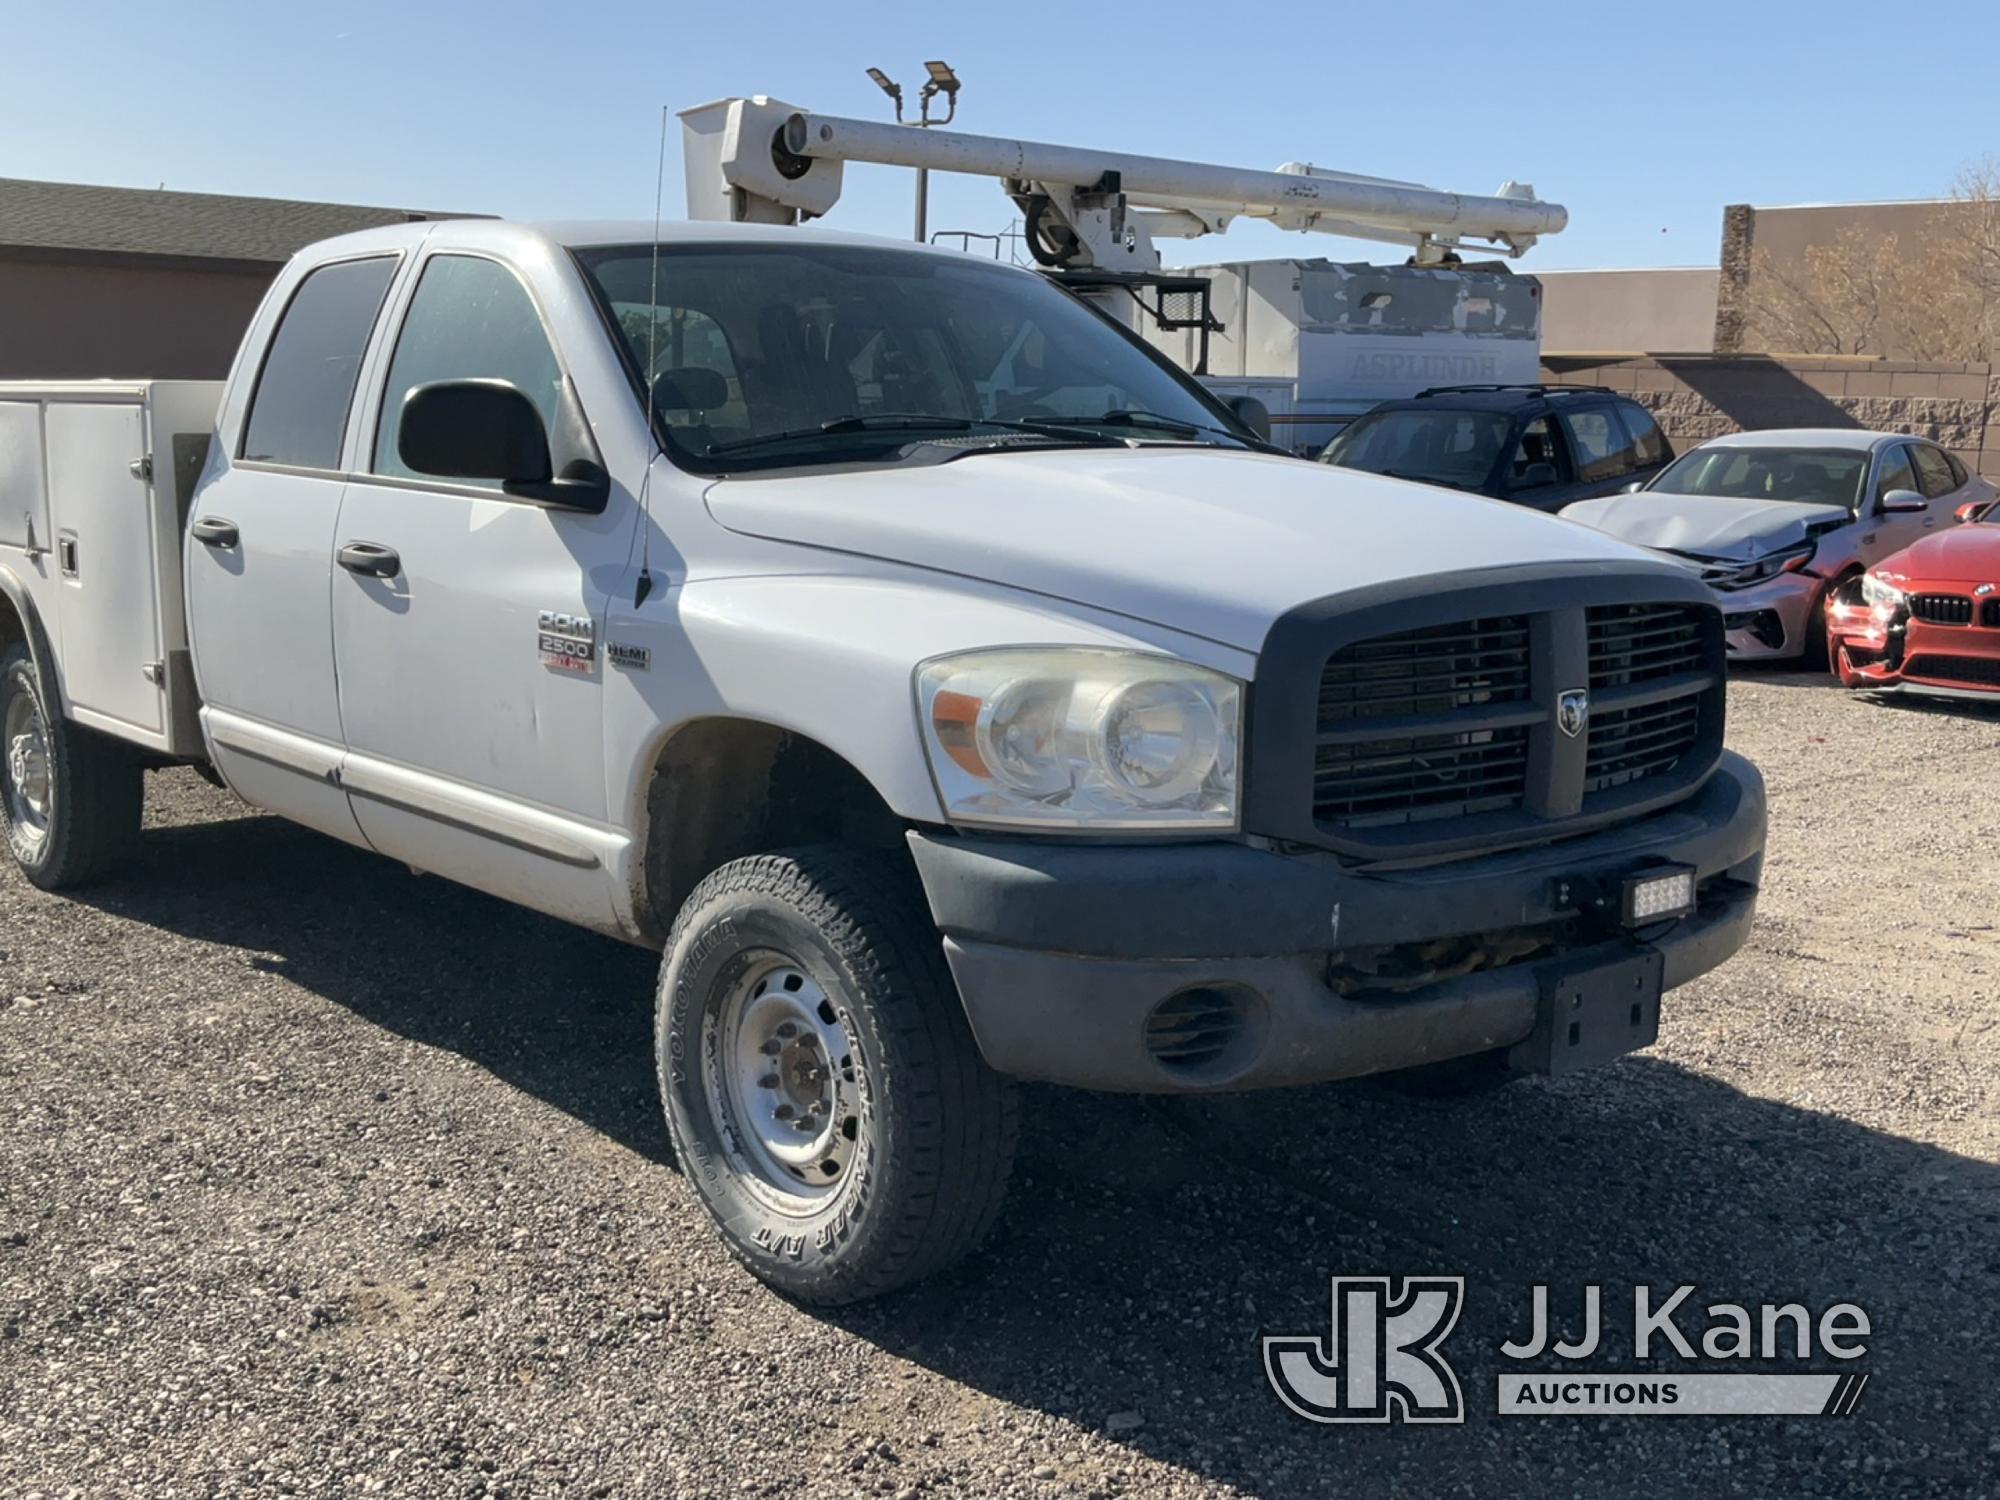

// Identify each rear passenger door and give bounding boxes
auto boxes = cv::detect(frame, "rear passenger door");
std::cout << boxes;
[185,251,403,847]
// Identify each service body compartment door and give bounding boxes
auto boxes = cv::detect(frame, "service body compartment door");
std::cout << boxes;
[44,401,166,740]
[0,401,51,557]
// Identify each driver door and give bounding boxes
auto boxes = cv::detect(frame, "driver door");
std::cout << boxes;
[328,249,635,930]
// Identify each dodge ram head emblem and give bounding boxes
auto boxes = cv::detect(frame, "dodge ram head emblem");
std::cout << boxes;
[1557,688,1590,739]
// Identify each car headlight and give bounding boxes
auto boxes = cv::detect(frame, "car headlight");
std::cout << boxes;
[1860,571,1907,609]
[1716,541,1815,590]
[915,649,1241,831]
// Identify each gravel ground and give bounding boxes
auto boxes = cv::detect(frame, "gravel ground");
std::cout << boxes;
[3,669,1997,1498]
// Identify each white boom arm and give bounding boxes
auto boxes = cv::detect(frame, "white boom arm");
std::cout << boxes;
[680,96,1566,268]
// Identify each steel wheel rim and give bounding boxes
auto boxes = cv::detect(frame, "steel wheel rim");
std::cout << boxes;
[2,688,50,853]
[706,955,864,1215]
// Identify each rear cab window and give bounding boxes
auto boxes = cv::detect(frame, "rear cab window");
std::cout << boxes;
[240,256,399,469]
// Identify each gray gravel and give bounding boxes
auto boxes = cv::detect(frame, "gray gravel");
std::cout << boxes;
[2,669,1997,1497]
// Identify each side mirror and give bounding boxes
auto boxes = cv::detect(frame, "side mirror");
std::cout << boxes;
[1878,487,1927,514]
[400,379,552,485]
[1515,462,1558,490]
[1620,478,1647,494]
[1227,395,1272,444]
[1954,499,1994,525]
[399,379,608,511]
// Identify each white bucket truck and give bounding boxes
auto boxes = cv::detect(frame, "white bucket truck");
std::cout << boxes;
[0,110,1761,1302]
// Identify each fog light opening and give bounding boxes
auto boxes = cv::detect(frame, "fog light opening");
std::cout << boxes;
[1142,985,1267,1082]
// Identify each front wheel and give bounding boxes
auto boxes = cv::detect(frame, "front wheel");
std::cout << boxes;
[1,642,141,890]
[656,847,1018,1303]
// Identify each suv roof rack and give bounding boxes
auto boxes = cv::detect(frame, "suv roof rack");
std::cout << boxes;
[1414,383,1619,399]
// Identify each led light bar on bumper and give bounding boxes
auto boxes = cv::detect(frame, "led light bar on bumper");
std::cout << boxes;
[915,648,1241,832]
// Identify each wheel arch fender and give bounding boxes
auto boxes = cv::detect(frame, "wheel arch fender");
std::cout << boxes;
[0,564,63,718]
[626,714,915,946]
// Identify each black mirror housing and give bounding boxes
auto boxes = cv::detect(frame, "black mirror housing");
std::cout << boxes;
[1516,462,1558,490]
[400,379,552,485]
[1227,395,1272,444]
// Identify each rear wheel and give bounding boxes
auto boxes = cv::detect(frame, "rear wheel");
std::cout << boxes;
[656,847,1018,1303]
[1,642,141,890]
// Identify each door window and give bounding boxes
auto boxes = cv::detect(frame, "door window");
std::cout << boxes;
[1910,444,1958,498]
[1505,416,1565,489]
[1558,407,1635,483]
[374,255,566,486]
[241,257,397,469]
[1873,445,1919,504]
[1614,402,1669,468]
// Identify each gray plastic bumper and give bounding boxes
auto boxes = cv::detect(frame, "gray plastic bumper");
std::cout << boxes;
[908,752,1766,1093]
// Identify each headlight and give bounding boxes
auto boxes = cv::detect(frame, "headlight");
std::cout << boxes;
[915,649,1241,831]
[1860,571,1907,609]
[1716,541,1815,590]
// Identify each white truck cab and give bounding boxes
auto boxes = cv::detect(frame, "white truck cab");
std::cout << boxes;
[0,219,1765,1302]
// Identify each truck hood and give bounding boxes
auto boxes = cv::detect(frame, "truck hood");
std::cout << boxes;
[705,447,1663,651]
[1560,491,1849,562]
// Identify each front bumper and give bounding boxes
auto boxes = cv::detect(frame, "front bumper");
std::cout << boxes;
[1827,587,2000,697]
[910,752,1766,1093]
[1720,572,1822,660]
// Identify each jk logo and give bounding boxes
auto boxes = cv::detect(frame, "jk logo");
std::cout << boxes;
[1264,1276,1465,1424]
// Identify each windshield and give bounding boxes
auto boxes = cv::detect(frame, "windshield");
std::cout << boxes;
[1319,408,1510,490]
[577,243,1249,470]
[1650,447,1868,510]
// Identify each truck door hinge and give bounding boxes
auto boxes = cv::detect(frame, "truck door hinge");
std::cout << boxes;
[141,661,165,687]
[129,455,154,483]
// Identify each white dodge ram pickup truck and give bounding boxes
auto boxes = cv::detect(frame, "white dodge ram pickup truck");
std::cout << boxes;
[0,219,1765,1302]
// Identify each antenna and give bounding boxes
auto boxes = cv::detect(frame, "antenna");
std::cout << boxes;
[634,104,670,609]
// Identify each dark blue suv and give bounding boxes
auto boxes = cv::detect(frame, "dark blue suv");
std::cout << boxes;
[1318,384,1675,512]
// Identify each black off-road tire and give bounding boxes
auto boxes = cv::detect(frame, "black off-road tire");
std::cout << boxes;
[0,642,142,891]
[656,846,1018,1304]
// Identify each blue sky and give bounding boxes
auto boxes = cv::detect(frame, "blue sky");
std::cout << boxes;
[4,1,1995,272]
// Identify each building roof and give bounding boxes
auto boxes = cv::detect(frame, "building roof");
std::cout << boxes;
[0,177,483,265]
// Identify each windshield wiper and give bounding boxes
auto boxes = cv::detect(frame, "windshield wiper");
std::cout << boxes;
[1031,408,1228,440]
[704,412,1124,457]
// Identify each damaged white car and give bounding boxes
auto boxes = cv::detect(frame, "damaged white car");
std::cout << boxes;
[1562,429,1996,662]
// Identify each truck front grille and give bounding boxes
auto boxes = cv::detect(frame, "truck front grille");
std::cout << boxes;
[1249,577,1725,861]
[1911,594,1973,626]
[1588,602,1706,686]
[1585,696,1703,791]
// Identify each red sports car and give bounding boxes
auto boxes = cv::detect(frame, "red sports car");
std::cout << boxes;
[1825,504,2000,698]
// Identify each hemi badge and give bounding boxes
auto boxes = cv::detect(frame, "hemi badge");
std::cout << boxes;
[608,642,651,672]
